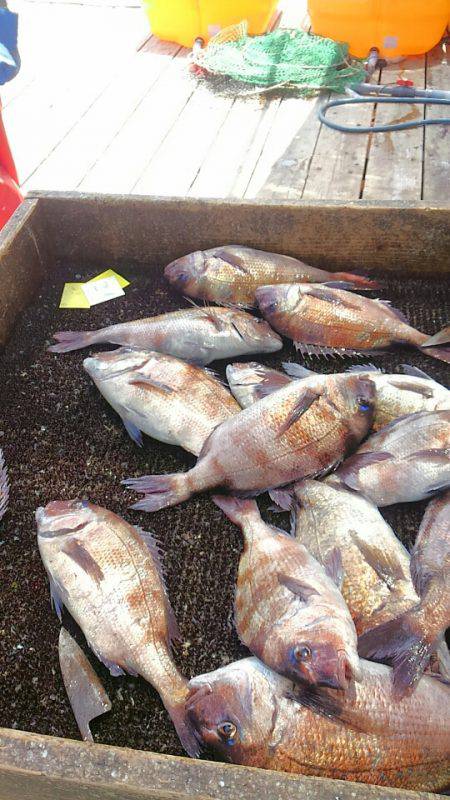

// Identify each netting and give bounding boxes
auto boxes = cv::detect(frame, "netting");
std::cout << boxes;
[192,22,366,96]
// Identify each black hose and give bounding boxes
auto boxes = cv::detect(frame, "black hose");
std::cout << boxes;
[318,95,450,133]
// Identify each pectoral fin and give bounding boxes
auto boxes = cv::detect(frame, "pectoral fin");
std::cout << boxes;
[323,547,344,590]
[122,418,143,447]
[129,374,174,393]
[349,529,409,587]
[278,573,318,602]
[214,249,250,274]
[278,389,320,436]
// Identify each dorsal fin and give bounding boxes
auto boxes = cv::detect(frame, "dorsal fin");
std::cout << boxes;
[374,300,410,326]
[134,526,181,645]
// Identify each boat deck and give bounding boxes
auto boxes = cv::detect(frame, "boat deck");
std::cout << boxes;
[3,0,449,204]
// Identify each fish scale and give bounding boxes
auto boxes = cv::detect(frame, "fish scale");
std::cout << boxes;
[186,657,450,791]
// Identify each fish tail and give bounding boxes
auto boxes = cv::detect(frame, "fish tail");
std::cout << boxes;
[123,472,192,512]
[163,695,202,758]
[421,324,450,348]
[419,344,450,364]
[48,330,100,353]
[212,494,259,526]
[358,609,435,697]
[333,271,380,290]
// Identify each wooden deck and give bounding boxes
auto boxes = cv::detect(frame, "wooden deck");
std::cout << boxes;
[2,0,450,204]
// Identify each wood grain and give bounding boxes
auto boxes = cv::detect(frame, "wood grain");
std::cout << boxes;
[0,728,436,800]
[422,41,450,205]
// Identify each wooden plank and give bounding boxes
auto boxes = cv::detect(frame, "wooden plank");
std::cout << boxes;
[422,41,450,205]
[3,5,143,186]
[24,37,180,192]
[80,49,194,194]
[28,192,450,275]
[302,89,375,201]
[131,82,235,197]
[0,728,435,800]
[246,92,326,200]
[363,57,426,201]
[228,97,282,197]
[189,95,274,199]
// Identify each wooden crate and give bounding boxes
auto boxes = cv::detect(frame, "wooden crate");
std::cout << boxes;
[0,192,448,800]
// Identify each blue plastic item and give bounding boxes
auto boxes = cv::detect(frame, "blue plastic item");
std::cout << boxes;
[0,8,20,85]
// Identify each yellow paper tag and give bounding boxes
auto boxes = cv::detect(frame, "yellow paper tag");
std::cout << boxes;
[59,283,91,309]
[88,269,130,288]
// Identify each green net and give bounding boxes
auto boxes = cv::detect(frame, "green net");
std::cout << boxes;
[193,24,366,96]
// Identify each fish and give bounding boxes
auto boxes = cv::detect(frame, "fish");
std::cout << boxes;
[0,448,9,521]
[255,283,450,364]
[123,373,376,512]
[83,348,239,453]
[213,495,360,690]
[36,500,198,756]
[226,362,292,408]
[164,245,378,306]
[227,361,450,430]
[48,306,282,365]
[59,627,112,742]
[185,656,450,791]
[293,479,420,637]
[359,490,450,696]
[334,409,450,506]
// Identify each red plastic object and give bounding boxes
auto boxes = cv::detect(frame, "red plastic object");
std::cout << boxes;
[396,78,414,87]
[0,101,22,230]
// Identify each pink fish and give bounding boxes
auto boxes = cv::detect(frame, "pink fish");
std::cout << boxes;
[123,373,375,512]
[213,495,360,690]
[359,490,450,696]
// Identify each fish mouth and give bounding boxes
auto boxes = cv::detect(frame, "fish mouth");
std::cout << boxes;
[164,253,199,286]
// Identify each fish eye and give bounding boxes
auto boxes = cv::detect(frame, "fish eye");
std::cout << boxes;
[175,271,189,283]
[356,396,372,412]
[294,644,312,662]
[217,721,237,743]
[265,301,278,314]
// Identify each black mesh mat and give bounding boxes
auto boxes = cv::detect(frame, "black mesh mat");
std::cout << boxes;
[0,262,448,756]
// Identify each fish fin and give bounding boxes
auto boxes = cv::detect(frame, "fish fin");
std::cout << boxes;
[436,639,450,681]
[48,330,99,353]
[421,325,450,348]
[419,344,450,364]
[0,449,9,521]
[122,418,143,447]
[62,539,104,585]
[134,526,181,646]
[322,547,344,590]
[387,379,435,398]
[401,364,435,381]
[281,361,316,379]
[348,529,409,587]
[165,697,202,757]
[338,452,393,487]
[123,472,192,512]
[321,281,356,291]
[333,272,380,291]
[129,374,174,394]
[278,573,318,601]
[373,300,411,326]
[405,447,450,464]
[286,685,368,732]
[278,389,320,436]
[358,610,436,697]
[268,488,294,512]
[49,576,65,621]
[59,628,111,742]
[345,363,381,374]
[212,494,260,527]
[294,342,370,359]
[213,248,250,275]
[89,644,126,677]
